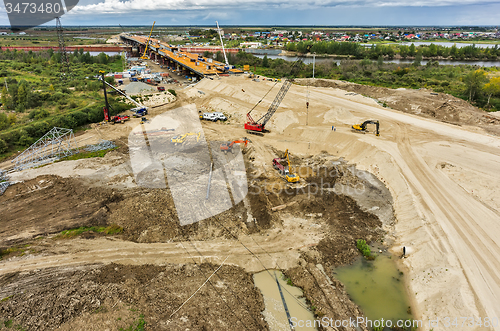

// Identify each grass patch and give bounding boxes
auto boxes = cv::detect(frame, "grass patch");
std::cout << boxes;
[356,239,376,260]
[0,246,28,260]
[57,147,118,162]
[56,224,123,239]
[167,89,177,97]
[119,314,146,331]
[1,295,13,302]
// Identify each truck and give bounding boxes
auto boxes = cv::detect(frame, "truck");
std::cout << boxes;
[200,112,227,122]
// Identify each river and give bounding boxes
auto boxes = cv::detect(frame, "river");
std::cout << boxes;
[252,54,500,67]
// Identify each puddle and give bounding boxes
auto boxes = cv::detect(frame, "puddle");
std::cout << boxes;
[335,253,412,322]
[253,270,317,331]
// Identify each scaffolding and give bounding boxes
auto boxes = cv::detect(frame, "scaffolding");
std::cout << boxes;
[84,140,116,152]
[0,170,11,195]
[12,127,78,171]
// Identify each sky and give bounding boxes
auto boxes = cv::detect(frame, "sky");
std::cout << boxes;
[1,0,500,28]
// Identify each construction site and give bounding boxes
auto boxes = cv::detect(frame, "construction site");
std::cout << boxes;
[1,28,500,331]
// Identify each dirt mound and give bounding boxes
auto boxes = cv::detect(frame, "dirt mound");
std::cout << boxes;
[0,175,121,246]
[0,263,267,330]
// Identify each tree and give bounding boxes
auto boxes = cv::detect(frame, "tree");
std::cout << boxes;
[17,84,27,107]
[413,51,422,66]
[377,55,384,67]
[262,55,269,68]
[1,86,7,106]
[483,77,500,107]
[463,69,487,102]
[0,138,7,154]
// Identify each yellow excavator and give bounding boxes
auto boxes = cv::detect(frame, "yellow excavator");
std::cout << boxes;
[272,149,300,183]
[171,132,201,146]
[352,120,380,136]
[140,21,156,60]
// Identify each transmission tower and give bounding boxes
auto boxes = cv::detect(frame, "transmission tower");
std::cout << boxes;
[56,17,70,77]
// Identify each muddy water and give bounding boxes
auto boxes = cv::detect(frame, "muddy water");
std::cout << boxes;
[335,254,412,322]
[253,270,317,331]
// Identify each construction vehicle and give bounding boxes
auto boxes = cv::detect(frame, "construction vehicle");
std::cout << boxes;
[140,21,156,60]
[99,71,130,124]
[352,120,380,136]
[244,45,312,135]
[220,138,250,154]
[272,149,300,183]
[99,75,148,117]
[171,132,201,146]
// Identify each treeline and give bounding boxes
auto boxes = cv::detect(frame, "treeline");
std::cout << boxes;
[0,101,128,153]
[0,48,126,156]
[284,41,500,60]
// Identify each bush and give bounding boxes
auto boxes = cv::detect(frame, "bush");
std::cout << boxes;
[168,89,177,97]
[356,239,374,259]
[0,138,7,153]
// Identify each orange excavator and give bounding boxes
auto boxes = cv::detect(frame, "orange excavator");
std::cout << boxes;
[220,138,251,154]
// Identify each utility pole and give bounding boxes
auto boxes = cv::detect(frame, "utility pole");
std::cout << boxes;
[56,17,70,78]
[312,52,316,79]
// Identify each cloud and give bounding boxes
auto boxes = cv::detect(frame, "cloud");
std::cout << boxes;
[67,0,500,16]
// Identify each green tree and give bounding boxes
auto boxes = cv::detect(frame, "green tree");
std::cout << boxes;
[413,51,422,66]
[483,77,500,107]
[463,69,487,101]
[377,55,384,67]
[1,86,7,106]
[0,138,7,153]
[17,84,27,106]
[409,43,416,57]
[262,55,269,68]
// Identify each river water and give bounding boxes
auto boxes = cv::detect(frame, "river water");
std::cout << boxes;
[252,54,500,67]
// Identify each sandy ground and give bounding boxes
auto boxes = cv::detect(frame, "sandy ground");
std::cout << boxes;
[188,76,500,330]
[1,74,499,330]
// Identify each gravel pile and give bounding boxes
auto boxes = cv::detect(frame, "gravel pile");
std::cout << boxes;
[122,82,155,94]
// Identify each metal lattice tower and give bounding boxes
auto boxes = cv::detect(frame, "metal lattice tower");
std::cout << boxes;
[12,127,78,171]
[0,170,11,195]
[56,17,70,77]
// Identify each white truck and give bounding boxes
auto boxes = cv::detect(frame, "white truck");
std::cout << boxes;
[201,112,227,122]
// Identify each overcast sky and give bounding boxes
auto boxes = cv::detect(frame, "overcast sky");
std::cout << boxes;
[1,0,499,27]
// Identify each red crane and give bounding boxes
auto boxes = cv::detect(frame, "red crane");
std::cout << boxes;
[244,45,312,135]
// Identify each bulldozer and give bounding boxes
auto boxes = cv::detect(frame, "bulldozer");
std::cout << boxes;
[171,132,201,146]
[220,138,251,154]
[352,120,380,136]
[272,149,300,183]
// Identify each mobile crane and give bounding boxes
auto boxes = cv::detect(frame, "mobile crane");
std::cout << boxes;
[171,132,201,146]
[98,76,148,117]
[220,138,250,154]
[352,120,380,136]
[99,71,130,124]
[244,45,312,135]
[272,149,300,183]
[140,21,156,60]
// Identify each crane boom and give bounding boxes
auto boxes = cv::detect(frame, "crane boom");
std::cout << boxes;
[216,21,229,66]
[245,45,312,134]
[141,21,156,60]
[98,77,146,110]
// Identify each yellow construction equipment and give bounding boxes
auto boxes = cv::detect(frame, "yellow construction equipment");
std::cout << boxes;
[140,21,156,60]
[171,132,201,146]
[272,149,300,183]
[352,120,380,136]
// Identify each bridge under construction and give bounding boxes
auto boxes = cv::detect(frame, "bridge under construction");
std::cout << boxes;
[121,35,244,80]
